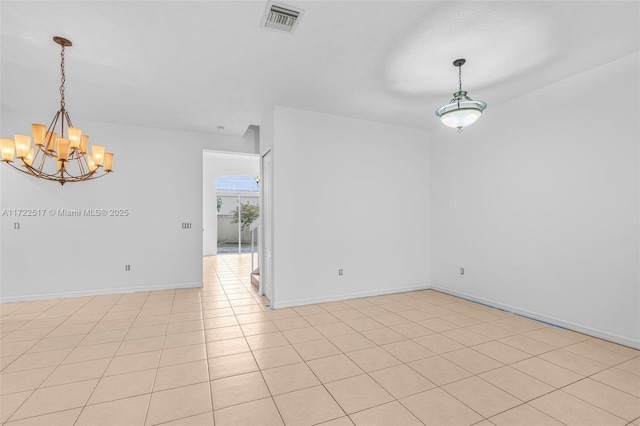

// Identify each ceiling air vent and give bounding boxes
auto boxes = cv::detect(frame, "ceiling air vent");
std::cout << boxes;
[262,2,303,32]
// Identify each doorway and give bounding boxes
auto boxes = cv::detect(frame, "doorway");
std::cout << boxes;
[202,151,259,257]
[216,180,259,254]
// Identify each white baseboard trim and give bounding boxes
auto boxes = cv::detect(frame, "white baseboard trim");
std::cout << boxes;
[2,279,636,350]
[429,285,640,350]
[0,282,203,304]
[269,283,430,310]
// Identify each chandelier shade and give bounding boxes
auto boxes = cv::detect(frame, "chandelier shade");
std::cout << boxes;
[1,36,113,185]
[435,59,487,133]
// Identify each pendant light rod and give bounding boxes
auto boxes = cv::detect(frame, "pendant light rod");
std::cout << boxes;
[453,58,465,93]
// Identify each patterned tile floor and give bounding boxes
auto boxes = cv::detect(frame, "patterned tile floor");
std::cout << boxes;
[0,254,638,425]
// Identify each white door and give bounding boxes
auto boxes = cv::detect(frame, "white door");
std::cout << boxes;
[261,150,274,304]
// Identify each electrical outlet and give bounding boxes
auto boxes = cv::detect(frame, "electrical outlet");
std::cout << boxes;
[182,223,192,229]
[460,267,464,275]
[125,264,131,271]
[14,222,20,230]
[338,269,343,276]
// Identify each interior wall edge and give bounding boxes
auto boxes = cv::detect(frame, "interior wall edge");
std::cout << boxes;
[430,285,640,350]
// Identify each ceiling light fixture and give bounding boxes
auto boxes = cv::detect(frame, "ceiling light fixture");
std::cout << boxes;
[0,36,113,185]
[435,59,487,133]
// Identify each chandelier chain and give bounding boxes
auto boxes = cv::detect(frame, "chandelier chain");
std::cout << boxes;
[458,63,462,92]
[60,44,66,110]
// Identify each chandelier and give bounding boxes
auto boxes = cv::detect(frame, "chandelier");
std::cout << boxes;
[435,59,487,133]
[0,36,113,185]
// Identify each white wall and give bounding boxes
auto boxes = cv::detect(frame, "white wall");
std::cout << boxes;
[202,127,258,154]
[202,151,259,255]
[268,107,430,308]
[430,53,640,347]
[0,111,205,301]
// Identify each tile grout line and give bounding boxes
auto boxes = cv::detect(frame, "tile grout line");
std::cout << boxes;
[142,288,213,425]
[121,290,172,426]
[219,256,289,425]
[4,293,124,424]
[200,259,220,424]
[8,291,178,424]
[74,290,156,426]
[1,296,96,371]
[280,302,351,425]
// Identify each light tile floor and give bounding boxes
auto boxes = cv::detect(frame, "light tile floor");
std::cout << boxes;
[1,254,639,425]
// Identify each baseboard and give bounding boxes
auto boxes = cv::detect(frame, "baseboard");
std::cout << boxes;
[270,283,430,309]
[3,279,636,350]
[429,285,640,350]
[0,282,203,304]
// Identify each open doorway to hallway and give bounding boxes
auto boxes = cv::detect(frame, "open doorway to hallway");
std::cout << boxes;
[203,151,259,256]
[203,151,262,297]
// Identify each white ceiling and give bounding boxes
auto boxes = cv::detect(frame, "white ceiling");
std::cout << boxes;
[1,1,638,137]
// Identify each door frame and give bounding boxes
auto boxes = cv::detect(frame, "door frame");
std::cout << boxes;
[260,149,274,304]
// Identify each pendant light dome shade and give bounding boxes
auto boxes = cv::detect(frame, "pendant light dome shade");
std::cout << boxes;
[436,95,486,130]
[435,59,487,133]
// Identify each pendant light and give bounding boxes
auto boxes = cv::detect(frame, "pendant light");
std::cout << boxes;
[435,59,487,133]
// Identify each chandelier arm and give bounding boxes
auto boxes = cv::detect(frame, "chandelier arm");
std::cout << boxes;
[5,154,111,184]
[45,110,62,150]
[22,163,65,181]
[47,110,60,133]
[4,161,37,177]
[56,159,101,180]
[54,161,89,180]
[64,110,73,134]
[11,162,64,184]
[25,159,66,179]
[77,158,88,175]
[60,169,110,184]
[18,160,110,184]
[86,171,110,181]
[34,146,48,170]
